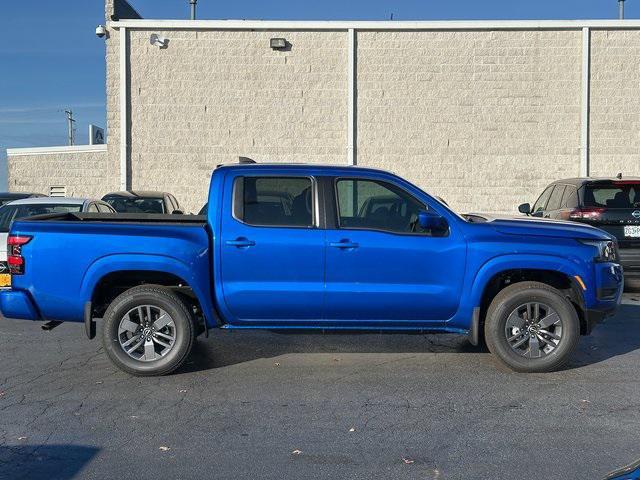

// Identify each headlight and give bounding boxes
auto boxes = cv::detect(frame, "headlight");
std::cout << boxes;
[580,240,618,263]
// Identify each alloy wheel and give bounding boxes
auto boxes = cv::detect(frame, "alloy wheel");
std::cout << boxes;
[117,305,176,362]
[504,302,563,359]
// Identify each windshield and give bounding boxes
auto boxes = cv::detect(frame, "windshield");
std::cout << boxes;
[104,197,165,214]
[584,183,640,209]
[0,203,83,233]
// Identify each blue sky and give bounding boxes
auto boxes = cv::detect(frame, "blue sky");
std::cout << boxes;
[1,0,638,191]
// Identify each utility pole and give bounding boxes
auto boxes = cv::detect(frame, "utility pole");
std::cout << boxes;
[619,0,625,20]
[64,109,76,146]
[190,0,197,20]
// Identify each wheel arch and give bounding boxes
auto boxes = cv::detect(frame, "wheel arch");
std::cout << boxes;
[81,254,219,337]
[469,256,588,344]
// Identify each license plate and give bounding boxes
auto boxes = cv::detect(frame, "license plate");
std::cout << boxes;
[0,274,10,287]
[624,225,640,238]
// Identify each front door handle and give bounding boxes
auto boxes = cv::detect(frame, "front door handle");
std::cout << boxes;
[329,240,359,249]
[226,238,256,248]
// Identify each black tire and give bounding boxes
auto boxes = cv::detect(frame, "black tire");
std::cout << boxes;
[484,281,580,373]
[102,285,196,376]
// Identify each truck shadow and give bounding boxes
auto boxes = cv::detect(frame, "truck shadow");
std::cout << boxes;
[0,444,99,480]
[568,302,640,369]
[179,303,640,372]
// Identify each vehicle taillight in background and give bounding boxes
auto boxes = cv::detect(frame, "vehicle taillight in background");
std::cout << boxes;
[7,235,32,275]
[568,207,605,220]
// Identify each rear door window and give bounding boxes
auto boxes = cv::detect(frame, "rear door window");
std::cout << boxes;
[233,177,314,227]
[532,186,554,215]
[584,183,640,209]
[561,186,579,209]
[546,185,566,212]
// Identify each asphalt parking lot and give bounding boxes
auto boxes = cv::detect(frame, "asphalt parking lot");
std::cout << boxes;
[1,296,639,480]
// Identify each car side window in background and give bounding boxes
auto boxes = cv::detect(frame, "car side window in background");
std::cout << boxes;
[233,177,314,227]
[171,195,181,211]
[97,203,113,213]
[532,186,554,215]
[546,185,566,212]
[87,203,99,213]
[0,207,18,233]
[336,179,430,234]
[561,186,579,209]
[167,195,177,212]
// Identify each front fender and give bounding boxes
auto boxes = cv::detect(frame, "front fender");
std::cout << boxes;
[467,253,590,310]
[81,253,217,328]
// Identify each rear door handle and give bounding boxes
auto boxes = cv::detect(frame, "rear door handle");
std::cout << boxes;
[226,238,256,248]
[329,241,359,249]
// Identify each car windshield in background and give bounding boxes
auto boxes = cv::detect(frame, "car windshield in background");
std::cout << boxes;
[584,183,640,209]
[104,198,165,214]
[0,204,83,232]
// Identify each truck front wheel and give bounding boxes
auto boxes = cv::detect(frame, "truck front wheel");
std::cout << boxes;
[484,281,580,373]
[102,285,196,376]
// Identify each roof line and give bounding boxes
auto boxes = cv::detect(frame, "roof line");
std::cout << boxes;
[6,145,107,157]
[108,19,640,31]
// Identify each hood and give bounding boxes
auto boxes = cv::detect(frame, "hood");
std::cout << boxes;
[468,214,613,241]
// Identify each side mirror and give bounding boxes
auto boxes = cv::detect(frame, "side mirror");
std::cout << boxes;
[418,210,448,231]
[518,203,531,215]
[172,209,184,215]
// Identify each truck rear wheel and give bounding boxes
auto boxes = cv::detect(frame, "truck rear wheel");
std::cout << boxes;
[484,281,580,373]
[102,285,196,376]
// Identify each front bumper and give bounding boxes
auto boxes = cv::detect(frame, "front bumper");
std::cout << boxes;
[0,289,40,320]
[594,263,624,302]
[583,262,623,334]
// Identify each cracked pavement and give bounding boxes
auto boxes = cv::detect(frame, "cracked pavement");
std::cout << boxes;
[1,296,640,480]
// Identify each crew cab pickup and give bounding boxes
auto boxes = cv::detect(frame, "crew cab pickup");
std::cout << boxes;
[0,163,623,376]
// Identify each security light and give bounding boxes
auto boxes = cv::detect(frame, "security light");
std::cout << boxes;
[270,38,287,50]
[150,34,168,48]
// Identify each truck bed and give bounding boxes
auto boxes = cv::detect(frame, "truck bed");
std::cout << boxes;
[20,212,207,225]
[8,213,212,325]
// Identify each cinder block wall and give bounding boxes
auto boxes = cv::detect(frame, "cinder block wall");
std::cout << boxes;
[7,149,110,198]
[590,30,640,178]
[126,30,348,213]
[15,21,635,214]
[357,30,582,213]
[104,0,122,194]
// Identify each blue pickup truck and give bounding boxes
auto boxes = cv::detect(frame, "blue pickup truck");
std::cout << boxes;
[0,162,623,376]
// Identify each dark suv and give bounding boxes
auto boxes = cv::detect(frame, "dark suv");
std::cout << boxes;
[519,177,640,287]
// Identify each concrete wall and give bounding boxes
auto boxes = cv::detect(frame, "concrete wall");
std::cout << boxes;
[357,30,582,213]
[125,29,348,212]
[590,30,640,178]
[7,147,110,198]
[10,20,640,214]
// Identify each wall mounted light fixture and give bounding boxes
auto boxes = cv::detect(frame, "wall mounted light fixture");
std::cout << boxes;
[150,33,169,48]
[270,38,288,50]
